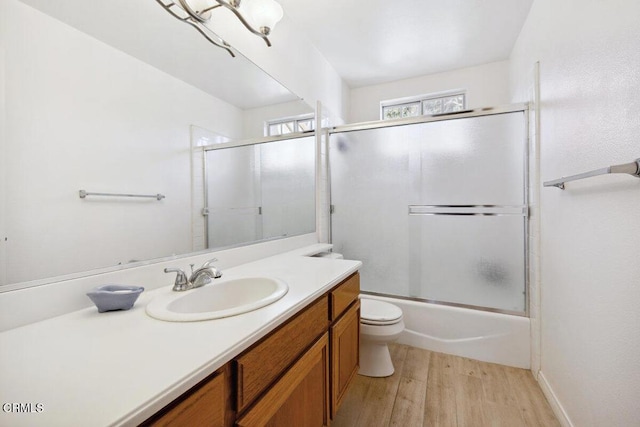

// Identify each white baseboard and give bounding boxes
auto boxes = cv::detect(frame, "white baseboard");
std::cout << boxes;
[537,371,573,427]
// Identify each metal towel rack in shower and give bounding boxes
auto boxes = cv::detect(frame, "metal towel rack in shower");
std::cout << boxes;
[79,190,165,200]
[543,158,640,190]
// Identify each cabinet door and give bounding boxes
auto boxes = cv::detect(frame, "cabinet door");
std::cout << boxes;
[236,333,330,427]
[331,300,360,418]
[145,364,233,427]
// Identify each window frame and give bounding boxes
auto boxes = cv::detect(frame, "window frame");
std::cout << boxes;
[265,113,316,137]
[380,90,467,121]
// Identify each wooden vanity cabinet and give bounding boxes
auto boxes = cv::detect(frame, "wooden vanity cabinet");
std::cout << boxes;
[144,272,360,427]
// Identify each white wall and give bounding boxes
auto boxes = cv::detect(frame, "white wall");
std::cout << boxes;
[0,2,6,286]
[203,10,348,123]
[510,1,640,426]
[349,60,511,123]
[2,0,244,284]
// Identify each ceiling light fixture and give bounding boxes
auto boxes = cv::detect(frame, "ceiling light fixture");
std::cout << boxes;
[155,0,283,58]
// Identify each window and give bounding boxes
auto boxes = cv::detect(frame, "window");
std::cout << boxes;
[381,101,421,120]
[381,91,466,120]
[266,114,315,136]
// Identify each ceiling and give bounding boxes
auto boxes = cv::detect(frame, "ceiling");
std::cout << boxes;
[19,0,534,104]
[278,0,534,88]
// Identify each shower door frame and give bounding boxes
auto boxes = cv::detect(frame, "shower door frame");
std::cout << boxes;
[326,103,530,317]
[201,131,315,250]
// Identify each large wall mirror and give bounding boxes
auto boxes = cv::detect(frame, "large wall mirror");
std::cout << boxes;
[0,0,315,290]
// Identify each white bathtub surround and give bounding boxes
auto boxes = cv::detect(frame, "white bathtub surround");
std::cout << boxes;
[0,244,361,427]
[366,295,530,369]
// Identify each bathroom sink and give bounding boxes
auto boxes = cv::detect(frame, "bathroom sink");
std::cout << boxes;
[146,277,288,322]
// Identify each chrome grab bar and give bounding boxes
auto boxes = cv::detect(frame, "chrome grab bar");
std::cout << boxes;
[79,190,165,201]
[543,158,640,190]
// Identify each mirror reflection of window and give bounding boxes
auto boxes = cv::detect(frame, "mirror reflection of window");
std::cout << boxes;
[266,114,316,136]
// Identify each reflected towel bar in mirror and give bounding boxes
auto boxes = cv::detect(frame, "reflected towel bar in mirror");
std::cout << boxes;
[543,158,640,190]
[79,190,166,200]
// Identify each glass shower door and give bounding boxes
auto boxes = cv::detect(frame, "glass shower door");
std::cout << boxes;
[330,111,527,314]
[205,135,316,249]
[206,145,263,248]
[259,136,316,239]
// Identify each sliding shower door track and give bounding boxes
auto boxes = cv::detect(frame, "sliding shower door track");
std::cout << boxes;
[361,291,527,317]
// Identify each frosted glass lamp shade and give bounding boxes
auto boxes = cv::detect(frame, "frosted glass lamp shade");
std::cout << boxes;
[245,0,284,35]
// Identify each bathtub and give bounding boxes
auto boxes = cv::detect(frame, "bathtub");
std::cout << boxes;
[362,294,531,369]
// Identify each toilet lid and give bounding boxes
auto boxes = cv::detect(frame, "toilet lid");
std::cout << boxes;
[360,299,403,324]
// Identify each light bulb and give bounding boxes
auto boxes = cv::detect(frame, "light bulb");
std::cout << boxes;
[244,0,283,35]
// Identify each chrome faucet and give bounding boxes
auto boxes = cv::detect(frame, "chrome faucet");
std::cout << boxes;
[189,258,223,287]
[164,258,222,291]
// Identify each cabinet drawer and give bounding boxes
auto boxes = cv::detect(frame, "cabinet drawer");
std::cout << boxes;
[330,273,360,321]
[235,296,329,413]
[236,333,330,427]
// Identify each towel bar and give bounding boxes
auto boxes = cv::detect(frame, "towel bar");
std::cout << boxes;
[543,158,640,190]
[79,190,165,200]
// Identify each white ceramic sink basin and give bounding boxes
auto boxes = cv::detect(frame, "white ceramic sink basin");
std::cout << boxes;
[146,277,288,322]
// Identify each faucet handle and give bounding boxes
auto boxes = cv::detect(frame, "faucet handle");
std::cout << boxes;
[164,267,189,290]
[202,258,218,268]
[202,258,222,279]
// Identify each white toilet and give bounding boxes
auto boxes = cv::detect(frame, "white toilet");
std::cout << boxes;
[359,298,405,377]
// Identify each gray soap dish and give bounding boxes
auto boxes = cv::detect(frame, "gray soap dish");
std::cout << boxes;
[86,284,144,313]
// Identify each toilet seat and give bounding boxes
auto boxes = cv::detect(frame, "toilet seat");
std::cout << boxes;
[361,317,403,326]
[360,299,403,325]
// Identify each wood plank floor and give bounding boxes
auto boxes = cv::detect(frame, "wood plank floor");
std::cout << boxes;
[332,344,560,427]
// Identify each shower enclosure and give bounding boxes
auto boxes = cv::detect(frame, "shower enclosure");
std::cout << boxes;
[203,134,316,250]
[329,105,528,315]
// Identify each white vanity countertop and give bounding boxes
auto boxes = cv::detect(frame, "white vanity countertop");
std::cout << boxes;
[0,246,361,427]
